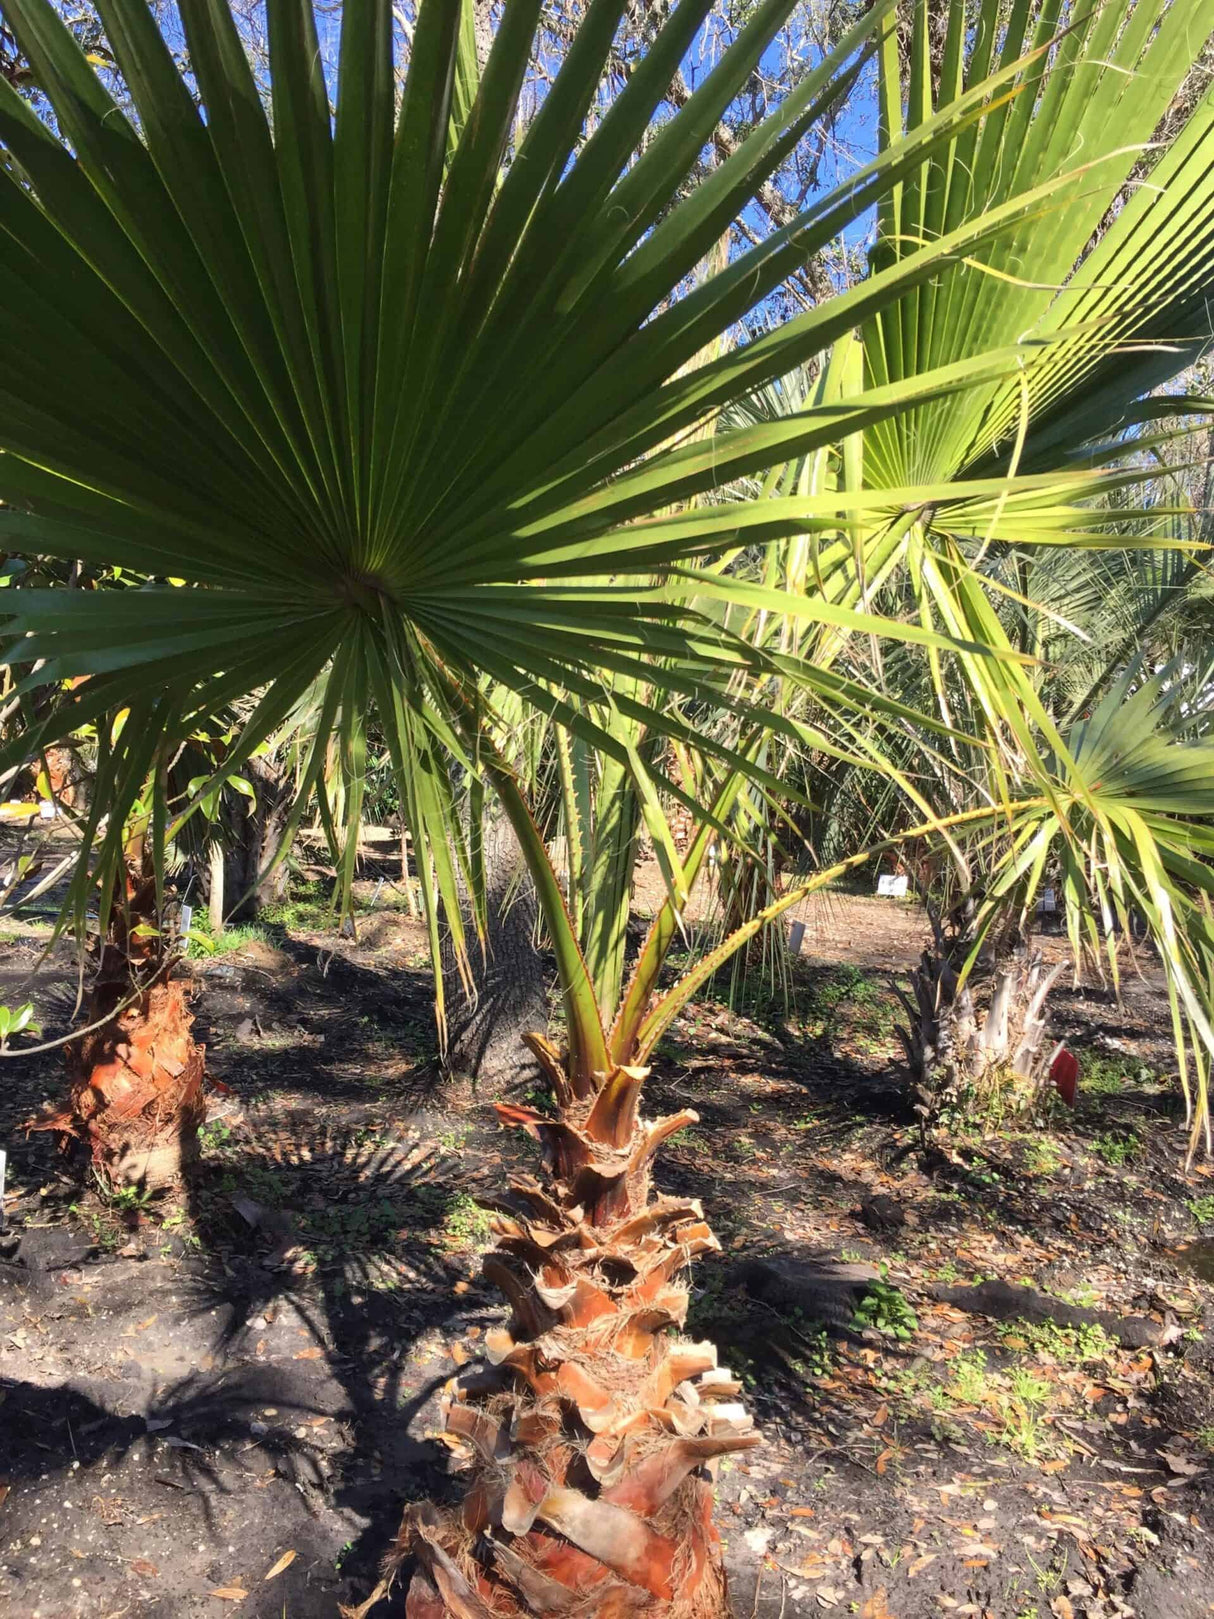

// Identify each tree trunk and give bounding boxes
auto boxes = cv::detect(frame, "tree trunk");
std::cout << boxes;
[366,1047,755,1619]
[30,866,206,1192]
[472,0,493,71]
[233,754,291,916]
[208,839,225,936]
[439,805,548,1094]
[897,943,1067,1134]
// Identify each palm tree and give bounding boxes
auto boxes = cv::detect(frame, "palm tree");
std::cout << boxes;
[3,2,1214,1615]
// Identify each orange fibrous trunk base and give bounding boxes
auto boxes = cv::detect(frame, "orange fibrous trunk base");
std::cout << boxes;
[33,976,206,1191]
[383,1041,757,1618]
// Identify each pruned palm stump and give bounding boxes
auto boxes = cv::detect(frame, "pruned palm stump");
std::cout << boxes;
[898,946,1066,1133]
[392,1037,757,1618]
[31,867,206,1191]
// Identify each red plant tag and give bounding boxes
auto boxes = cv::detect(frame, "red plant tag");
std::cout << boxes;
[1051,1046,1079,1107]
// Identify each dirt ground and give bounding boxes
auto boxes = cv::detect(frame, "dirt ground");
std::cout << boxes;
[3,877,1214,1619]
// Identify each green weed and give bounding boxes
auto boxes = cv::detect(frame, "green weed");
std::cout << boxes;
[441,1193,492,1251]
[998,1400,1044,1460]
[259,881,339,932]
[1008,1367,1052,1407]
[948,1350,990,1405]
[852,1269,917,1342]
[1001,1318,1114,1363]
[1079,1052,1158,1095]
[1024,1139,1062,1177]
[1092,1131,1141,1167]
[1187,1196,1214,1227]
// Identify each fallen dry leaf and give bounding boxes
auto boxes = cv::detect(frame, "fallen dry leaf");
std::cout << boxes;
[1051,1598,1075,1619]
[293,1346,325,1361]
[210,1587,249,1602]
[263,1549,296,1581]
[0,1484,9,1513]
[1160,1451,1203,1477]
[130,1559,159,1577]
[861,1591,895,1618]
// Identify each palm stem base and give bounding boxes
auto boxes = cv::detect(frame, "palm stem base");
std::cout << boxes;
[381,1049,757,1617]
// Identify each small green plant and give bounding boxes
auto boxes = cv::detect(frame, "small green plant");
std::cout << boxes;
[260,880,340,933]
[199,1119,233,1151]
[1078,1054,1126,1095]
[1002,1318,1114,1363]
[1187,1196,1214,1227]
[0,1001,40,1050]
[998,1400,1043,1460]
[1093,1130,1140,1167]
[790,1326,834,1381]
[1079,1051,1158,1096]
[948,1350,990,1405]
[1195,1425,1214,1453]
[68,1202,122,1251]
[852,1268,918,1342]
[109,1183,155,1213]
[441,1193,492,1251]
[1024,1139,1062,1177]
[189,921,273,957]
[1008,1367,1052,1406]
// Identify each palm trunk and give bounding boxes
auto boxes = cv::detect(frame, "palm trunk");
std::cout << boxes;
[386,1045,756,1618]
[439,805,548,1094]
[31,864,206,1192]
[225,753,291,919]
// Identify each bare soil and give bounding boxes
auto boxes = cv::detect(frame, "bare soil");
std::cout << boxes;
[2,880,1214,1618]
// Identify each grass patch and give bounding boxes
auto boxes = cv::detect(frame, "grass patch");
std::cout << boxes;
[259,878,340,933]
[187,921,273,957]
